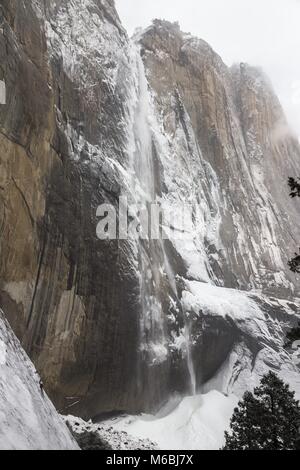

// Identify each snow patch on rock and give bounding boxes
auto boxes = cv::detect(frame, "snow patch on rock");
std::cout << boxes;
[0,311,78,450]
[182,281,300,400]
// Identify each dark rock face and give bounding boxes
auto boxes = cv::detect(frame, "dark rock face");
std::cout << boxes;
[67,428,113,451]
[0,0,54,334]
[0,4,299,418]
[0,0,142,417]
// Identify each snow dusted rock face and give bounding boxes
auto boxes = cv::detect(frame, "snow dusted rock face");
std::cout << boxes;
[0,310,78,450]
[138,20,300,297]
[182,282,300,400]
[125,20,300,408]
[0,1,299,423]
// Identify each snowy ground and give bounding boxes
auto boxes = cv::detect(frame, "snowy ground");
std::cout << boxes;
[0,311,78,450]
[103,391,238,450]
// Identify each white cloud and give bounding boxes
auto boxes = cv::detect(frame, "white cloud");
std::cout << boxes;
[116,0,300,135]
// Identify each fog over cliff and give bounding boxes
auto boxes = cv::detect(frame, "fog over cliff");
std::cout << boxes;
[117,0,300,136]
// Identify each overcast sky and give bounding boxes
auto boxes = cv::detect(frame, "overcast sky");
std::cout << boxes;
[116,0,300,136]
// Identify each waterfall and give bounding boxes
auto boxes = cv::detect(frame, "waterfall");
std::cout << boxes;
[132,53,155,202]
[129,47,168,373]
[126,44,197,402]
[184,320,197,396]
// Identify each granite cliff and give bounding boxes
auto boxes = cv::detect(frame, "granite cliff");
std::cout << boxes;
[0,0,299,424]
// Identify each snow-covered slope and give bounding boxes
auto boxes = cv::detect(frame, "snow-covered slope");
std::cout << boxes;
[0,311,78,450]
[105,391,238,450]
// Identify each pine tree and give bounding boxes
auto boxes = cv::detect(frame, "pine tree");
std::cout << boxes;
[285,321,300,348]
[223,372,300,450]
[288,252,300,274]
[288,177,300,272]
[288,177,300,198]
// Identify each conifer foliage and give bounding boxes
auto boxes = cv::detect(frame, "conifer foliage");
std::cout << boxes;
[288,177,300,272]
[285,322,300,348]
[223,372,300,450]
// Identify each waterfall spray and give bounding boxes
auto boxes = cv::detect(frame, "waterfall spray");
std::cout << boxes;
[129,45,168,375]
[184,319,197,396]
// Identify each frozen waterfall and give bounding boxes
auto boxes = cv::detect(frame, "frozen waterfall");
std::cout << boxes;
[125,44,197,404]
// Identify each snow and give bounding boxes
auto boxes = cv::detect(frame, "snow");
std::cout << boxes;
[182,281,300,344]
[0,311,78,450]
[32,0,133,170]
[104,391,238,450]
[292,340,300,350]
[182,281,300,401]
[182,281,273,340]
[34,0,127,92]
[160,110,224,284]
[0,339,6,366]
[64,415,158,450]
